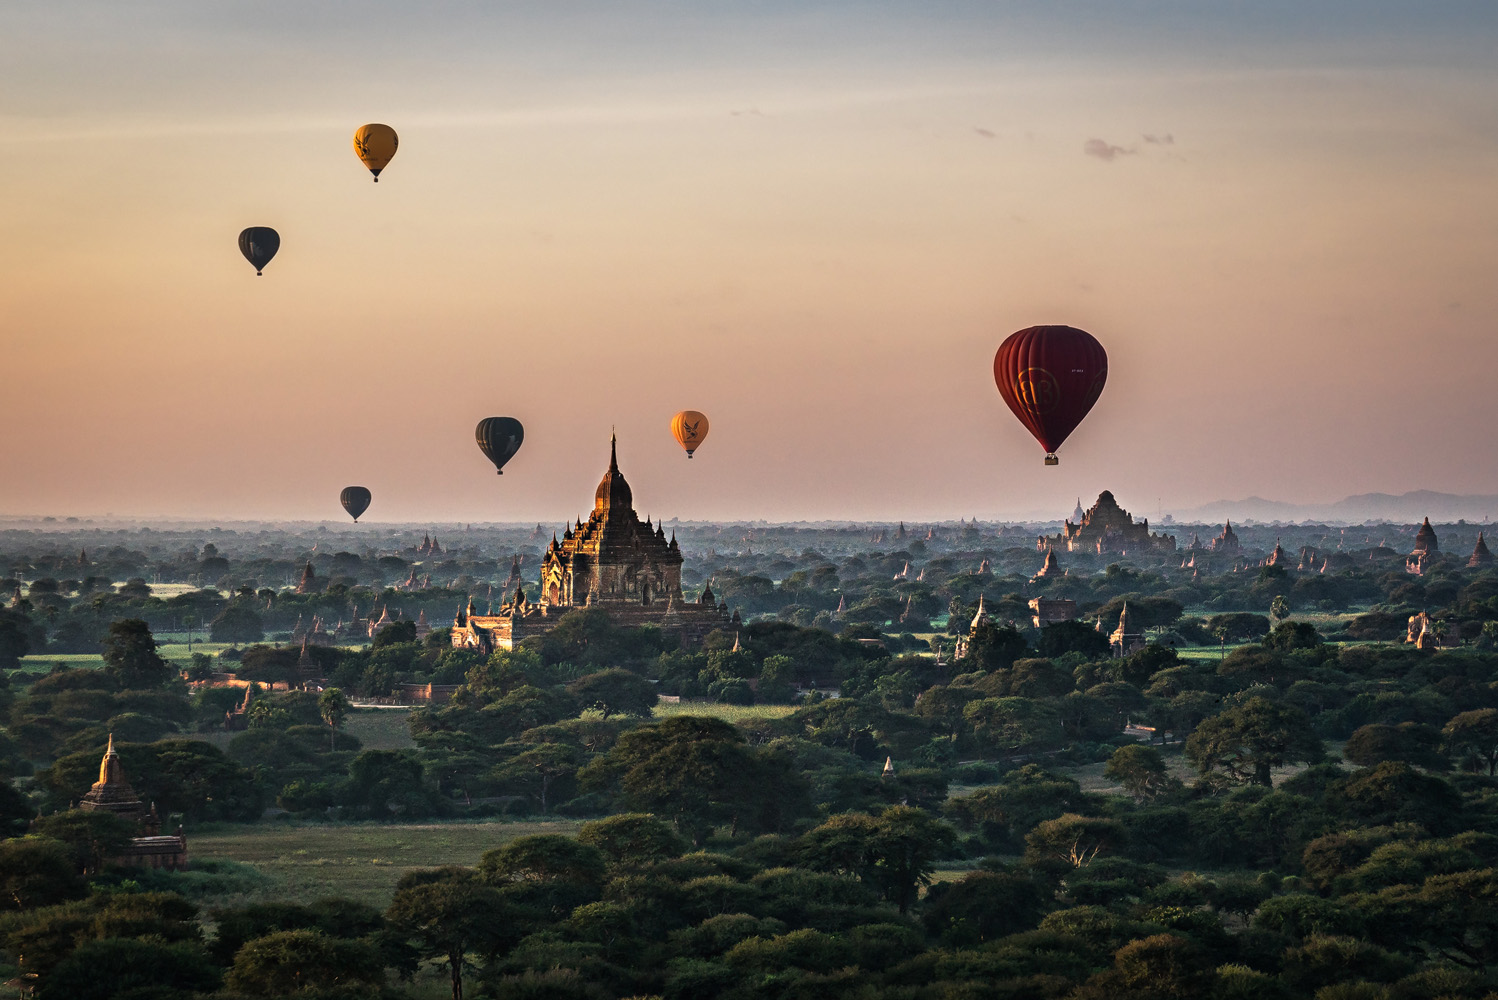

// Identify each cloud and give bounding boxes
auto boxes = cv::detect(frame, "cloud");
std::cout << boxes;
[1083,138,1133,162]
[1143,133,1174,145]
[974,127,995,138]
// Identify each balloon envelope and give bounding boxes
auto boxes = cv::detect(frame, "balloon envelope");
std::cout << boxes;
[238,227,279,275]
[353,124,399,181]
[476,417,525,474]
[993,325,1107,464]
[671,410,710,458]
[340,486,372,522]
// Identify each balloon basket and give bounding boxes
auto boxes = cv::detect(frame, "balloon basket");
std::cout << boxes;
[1044,454,1059,466]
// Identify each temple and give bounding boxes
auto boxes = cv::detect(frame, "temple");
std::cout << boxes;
[1108,603,1146,658]
[1210,521,1240,554]
[1038,491,1176,555]
[452,436,733,652]
[1470,532,1493,569]
[1032,546,1063,581]
[76,736,188,871]
[1406,517,1439,576]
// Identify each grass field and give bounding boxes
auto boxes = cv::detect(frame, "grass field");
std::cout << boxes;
[189,819,581,907]
[653,701,799,723]
[343,707,418,750]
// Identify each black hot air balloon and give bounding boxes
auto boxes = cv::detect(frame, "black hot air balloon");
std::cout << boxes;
[340,486,372,522]
[238,227,280,276]
[476,417,524,475]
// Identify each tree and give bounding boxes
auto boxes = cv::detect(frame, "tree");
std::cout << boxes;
[0,838,86,910]
[1443,708,1498,775]
[962,697,1064,756]
[1104,745,1177,801]
[580,716,762,844]
[387,877,519,1000]
[922,869,1046,945]
[566,668,658,718]
[30,810,135,875]
[576,813,686,871]
[1022,813,1125,875]
[318,688,350,751]
[339,750,443,819]
[1185,697,1324,787]
[1037,619,1111,660]
[489,744,584,813]
[1270,596,1290,622]
[41,938,221,1000]
[0,608,43,670]
[211,603,264,644]
[960,621,1029,671]
[373,620,418,647]
[1265,620,1323,651]
[223,929,384,996]
[798,805,958,913]
[100,618,172,689]
[1344,722,1448,770]
[1107,933,1216,999]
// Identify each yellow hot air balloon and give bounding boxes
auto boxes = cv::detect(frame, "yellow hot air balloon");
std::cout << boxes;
[352,124,399,182]
[671,410,710,458]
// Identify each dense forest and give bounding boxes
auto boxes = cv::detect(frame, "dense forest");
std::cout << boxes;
[1,515,1497,998]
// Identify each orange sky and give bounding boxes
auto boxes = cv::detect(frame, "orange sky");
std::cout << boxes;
[2,3,1496,522]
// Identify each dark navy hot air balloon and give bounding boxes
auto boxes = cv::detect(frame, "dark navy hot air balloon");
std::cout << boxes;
[238,227,280,276]
[476,417,525,474]
[340,486,372,522]
[993,325,1108,465]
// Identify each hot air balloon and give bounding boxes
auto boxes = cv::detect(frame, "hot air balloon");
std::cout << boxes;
[340,486,372,522]
[671,410,710,458]
[476,417,525,475]
[353,124,399,182]
[238,227,279,275]
[993,325,1107,465]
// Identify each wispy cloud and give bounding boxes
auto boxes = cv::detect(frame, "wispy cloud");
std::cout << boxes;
[974,127,995,139]
[1083,138,1133,162]
[1143,133,1175,145]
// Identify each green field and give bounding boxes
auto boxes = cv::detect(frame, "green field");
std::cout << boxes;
[343,707,418,749]
[189,819,580,907]
[652,701,799,723]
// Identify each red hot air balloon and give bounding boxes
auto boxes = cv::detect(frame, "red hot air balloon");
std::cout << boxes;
[993,325,1107,466]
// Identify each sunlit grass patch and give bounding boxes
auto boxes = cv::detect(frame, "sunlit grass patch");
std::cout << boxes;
[652,702,799,724]
[190,819,581,906]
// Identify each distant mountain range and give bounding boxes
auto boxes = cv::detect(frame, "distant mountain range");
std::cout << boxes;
[1171,490,1498,526]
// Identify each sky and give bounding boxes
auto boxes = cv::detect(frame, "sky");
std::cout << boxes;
[2,1,1496,524]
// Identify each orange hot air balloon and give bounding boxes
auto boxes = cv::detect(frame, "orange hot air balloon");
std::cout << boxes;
[993,325,1108,466]
[671,410,710,458]
[352,124,399,182]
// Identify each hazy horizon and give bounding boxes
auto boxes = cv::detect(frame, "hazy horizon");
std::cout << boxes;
[4,1,1496,523]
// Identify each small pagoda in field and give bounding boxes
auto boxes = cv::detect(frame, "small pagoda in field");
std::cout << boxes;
[77,736,188,871]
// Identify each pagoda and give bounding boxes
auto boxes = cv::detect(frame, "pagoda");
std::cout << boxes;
[1211,521,1240,554]
[1407,518,1440,576]
[76,736,188,870]
[1038,491,1176,555]
[452,436,730,651]
[1032,546,1063,581]
[1469,532,1493,568]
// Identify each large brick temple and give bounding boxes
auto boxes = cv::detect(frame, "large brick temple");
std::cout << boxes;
[451,435,734,652]
[1037,490,1177,556]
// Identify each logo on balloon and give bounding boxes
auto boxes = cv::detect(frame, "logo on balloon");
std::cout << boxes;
[1015,368,1061,415]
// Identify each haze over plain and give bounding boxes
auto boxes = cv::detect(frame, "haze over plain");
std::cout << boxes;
[2,1,1495,522]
